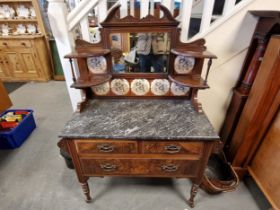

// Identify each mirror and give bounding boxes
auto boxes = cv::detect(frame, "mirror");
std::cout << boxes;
[110,32,171,73]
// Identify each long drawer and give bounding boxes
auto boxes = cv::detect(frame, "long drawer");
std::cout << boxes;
[142,141,203,155]
[79,157,200,177]
[75,139,138,154]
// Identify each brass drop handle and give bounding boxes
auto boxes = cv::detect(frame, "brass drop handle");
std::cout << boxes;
[97,143,114,153]
[21,42,26,46]
[100,163,117,172]
[2,42,8,46]
[161,164,178,172]
[164,144,181,153]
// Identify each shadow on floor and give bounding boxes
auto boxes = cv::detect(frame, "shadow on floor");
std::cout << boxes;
[3,82,26,94]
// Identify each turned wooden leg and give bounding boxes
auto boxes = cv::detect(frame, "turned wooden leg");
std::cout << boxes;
[188,184,199,208]
[81,182,92,203]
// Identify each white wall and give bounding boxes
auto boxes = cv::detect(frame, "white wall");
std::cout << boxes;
[198,0,280,131]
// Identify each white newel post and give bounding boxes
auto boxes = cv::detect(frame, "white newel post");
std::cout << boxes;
[47,0,83,111]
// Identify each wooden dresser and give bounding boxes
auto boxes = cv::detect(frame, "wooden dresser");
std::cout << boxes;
[59,100,219,208]
[0,0,52,81]
[58,5,219,208]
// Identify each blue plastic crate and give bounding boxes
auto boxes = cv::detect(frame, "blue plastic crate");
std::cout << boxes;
[0,109,36,149]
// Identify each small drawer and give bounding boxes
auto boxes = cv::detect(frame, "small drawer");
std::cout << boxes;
[79,158,200,177]
[0,40,32,48]
[75,139,138,154]
[143,141,203,155]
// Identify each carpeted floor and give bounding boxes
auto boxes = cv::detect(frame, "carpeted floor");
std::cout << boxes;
[0,81,260,210]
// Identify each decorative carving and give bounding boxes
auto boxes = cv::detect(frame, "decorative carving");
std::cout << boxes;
[101,5,179,28]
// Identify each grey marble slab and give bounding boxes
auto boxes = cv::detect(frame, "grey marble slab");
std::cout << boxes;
[59,99,219,141]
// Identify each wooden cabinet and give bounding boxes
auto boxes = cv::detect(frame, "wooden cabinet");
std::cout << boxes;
[249,111,280,210]
[225,36,280,209]
[0,79,12,113]
[0,0,52,81]
[0,36,51,81]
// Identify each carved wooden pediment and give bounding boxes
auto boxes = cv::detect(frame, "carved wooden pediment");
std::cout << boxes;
[101,4,179,27]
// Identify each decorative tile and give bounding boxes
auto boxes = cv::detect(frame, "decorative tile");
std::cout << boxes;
[170,82,189,96]
[87,56,107,74]
[91,82,110,95]
[131,79,150,96]
[151,79,170,96]
[174,55,195,74]
[111,79,130,95]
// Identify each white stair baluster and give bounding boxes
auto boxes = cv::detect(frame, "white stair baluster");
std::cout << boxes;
[223,0,236,15]
[161,0,174,16]
[67,0,99,30]
[199,0,215,33]
[130,0,135,16]
[150,0,155,15]
[120,0,128,18]
[180,0,194,42]
[140,0,149,18]
[75,0,90,41]
[97,0,107,23]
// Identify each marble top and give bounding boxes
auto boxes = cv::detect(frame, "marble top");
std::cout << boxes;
[59,99,219,141]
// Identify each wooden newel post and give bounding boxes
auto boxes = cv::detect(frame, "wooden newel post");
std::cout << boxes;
[47,0,83,111]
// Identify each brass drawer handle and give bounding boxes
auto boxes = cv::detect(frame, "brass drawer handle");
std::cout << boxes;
[97,143,115,153]
[161,164,179,172]
[164,145,181,153]
[100,163,117,172]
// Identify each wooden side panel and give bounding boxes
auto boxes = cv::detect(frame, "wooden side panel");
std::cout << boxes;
[249,110,280,210]
[229,36,280,165]
[0,79,12,113]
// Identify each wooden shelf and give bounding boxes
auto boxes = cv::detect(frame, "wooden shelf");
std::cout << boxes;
[168,75,209,89]
[65,50,111,58]
[0,18,37,22]
[71,75,112,89]
[0,0,32,2]
[171,48,217,59]
[0,34,43,39]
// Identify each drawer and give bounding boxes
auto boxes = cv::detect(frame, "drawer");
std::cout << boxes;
[143,141,203,155]
[0,40,32,48]
[79,158,200,177]
[75,140,138,154]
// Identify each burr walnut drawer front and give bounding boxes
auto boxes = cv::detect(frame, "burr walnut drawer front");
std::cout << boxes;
[143,141,203,155]
[79,158,200,177]
[75,140,138,154]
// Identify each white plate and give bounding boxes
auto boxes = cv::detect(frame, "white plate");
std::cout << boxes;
[151,79,170,96]
[87,56,107,74]
[170,82,189,96]
[131,79,150,96]
[91,82,110,96]
[111,79,130,95]
[174,55,195,74]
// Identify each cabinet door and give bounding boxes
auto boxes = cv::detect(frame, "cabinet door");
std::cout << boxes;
[5,49,39,79]
[0,55,11,79]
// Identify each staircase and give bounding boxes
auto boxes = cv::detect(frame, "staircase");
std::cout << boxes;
[48,0,273,130]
